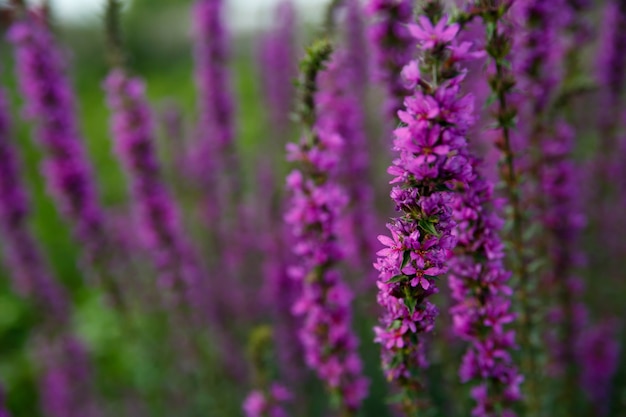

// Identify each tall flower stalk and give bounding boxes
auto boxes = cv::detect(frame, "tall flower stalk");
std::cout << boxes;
[469,0,539,411]
[104,68,205,315]
[449,155,521,416]
[285,39,368,415]
[7,11,106,265]
[0,74,68,322]
[0,67,98,417]
[191,0,241,231]
[367,0,414,118]
[373,7,483,414]
[257,0,297,137]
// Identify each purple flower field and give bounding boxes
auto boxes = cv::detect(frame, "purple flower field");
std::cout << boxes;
[0,0,625,416]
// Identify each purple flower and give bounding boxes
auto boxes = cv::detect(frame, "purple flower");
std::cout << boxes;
[0,72,69,322]
[37,335,100,417]
[408,16,460,50]
[257,0,297,134]
[285,48,368,413]
[577,321,621,416]
[366,0,414,117]
[7,16,105,262]
[373,14,482,407]
[243,384,291,417]
[448,155,521,416]
[103,69,204,307]
[315,51,379,281]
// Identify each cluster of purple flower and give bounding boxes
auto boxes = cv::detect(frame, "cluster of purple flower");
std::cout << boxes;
[449,156,522,416]
[373,14,488,398]
[285,46,368,413]
[243,383,291,417]
[104,69,204,306]
[8,16,105,262]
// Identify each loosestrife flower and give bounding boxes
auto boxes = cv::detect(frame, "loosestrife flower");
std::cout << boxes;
[243,384,291,417]
[367,0,414,117]
[317,51,378,279]
[191,0,241,222]
[373,13,481,411]
[0,74,68,321]
[0,78,97,417]
[104,69,203,306]
[577,321,620,416]
[346,0,369,91]
[37,335,100,417]
[285,40,368,414]
[257,0,297,135]
[449,155,522,417]
[7,16,106,262]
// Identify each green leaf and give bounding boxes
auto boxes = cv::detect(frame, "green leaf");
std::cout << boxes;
[405,297,417,315]
[418,219,440,237]
[401,250,411,269]
[386,274,407,284]
[389,320,402,330]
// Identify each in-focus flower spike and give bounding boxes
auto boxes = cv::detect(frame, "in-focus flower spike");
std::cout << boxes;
[367,0,414,118]
[285,39,368,415]
[7,14,106,265]
[257,0,297,136]
[373,8,483,413]
[449,155,521,416]
[104,69,205,310]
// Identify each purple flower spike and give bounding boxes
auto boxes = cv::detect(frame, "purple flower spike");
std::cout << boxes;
[367,0,415,117]
[0,72,69,322]
[578,321,621,416]
[192,0,235,151]
[104,69,204,306]
[7,17,105,262]
[286,42,368,415]
[257,0,297,135]
[373,14,484,411]
[449,155,521,416]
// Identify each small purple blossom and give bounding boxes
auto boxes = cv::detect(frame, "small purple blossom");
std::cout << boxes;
[243,384,291,417]
[408,16,460,50]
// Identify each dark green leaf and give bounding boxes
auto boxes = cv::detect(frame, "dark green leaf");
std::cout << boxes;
[386,274,407,284]
[401,250,411,269]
